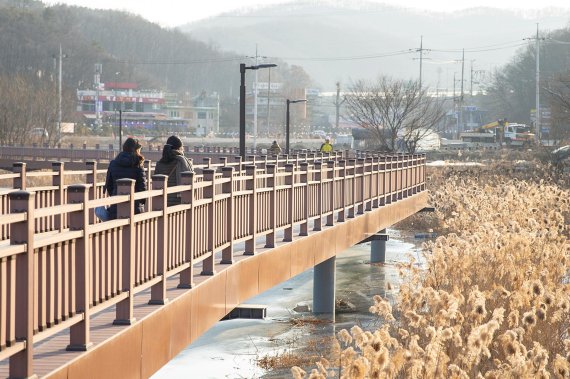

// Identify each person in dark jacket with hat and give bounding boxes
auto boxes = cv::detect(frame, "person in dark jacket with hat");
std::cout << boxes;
[154,135,194,206]
[102,137,147,220]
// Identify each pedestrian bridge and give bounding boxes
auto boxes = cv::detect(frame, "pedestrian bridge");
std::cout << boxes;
[0,153,427,378]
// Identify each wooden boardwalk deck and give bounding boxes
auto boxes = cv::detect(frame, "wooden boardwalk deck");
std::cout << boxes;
[0,242,257,378]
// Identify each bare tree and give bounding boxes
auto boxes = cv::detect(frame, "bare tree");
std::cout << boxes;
[0,74,63,146]
[544,73,570,143]
[345,76,447,153]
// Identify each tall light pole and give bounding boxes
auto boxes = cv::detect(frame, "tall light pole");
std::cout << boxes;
[266,67,271,136]
[286,99,307,155]
[240,63,277,159]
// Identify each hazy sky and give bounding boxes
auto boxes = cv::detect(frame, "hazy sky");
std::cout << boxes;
[44,0,570,27]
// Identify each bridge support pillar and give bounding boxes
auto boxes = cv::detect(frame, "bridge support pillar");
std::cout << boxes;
[371,229,387,264]
[313,256,336,320]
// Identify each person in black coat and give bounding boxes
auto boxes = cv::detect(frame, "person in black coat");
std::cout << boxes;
[154,135,193,206]
[103,138,147,220]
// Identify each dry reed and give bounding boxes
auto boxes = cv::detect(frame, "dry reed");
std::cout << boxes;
[293,161,570,378]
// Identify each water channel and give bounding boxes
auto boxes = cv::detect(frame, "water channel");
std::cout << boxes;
[153,228,424,379]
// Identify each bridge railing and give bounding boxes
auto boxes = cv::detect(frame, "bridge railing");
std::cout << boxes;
[0,143,348,164]
[0,153,425,377]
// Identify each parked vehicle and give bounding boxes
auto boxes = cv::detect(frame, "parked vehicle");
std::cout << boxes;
[460,119,534,147]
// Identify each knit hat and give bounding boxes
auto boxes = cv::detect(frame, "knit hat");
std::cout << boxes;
[166,135,183,150]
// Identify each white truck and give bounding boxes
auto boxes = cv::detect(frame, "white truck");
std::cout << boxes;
[460,120,534,148]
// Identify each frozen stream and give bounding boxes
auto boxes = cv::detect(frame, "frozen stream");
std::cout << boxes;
[153,229,423,379]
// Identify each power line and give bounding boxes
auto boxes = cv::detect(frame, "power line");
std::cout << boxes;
[279,50,414,62]
[115,40,531,66]
[432,42,527,53]
[116,57,243,65]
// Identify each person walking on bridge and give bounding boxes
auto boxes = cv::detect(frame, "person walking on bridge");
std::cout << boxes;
[154,135,194,206]
[98,137,147,221]
[320,138,333,153]
[268,140,282,156]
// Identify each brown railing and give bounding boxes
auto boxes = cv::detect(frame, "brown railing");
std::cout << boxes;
[0,153,425,377]
[0,143,345,164]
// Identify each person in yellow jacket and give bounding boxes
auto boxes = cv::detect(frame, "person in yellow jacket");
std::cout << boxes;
[320,138,333,153]
[268,140,282,155]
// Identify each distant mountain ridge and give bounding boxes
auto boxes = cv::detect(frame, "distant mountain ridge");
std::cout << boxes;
[180,0,570,91]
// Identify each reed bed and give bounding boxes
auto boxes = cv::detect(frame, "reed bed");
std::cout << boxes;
[293,162,570,378]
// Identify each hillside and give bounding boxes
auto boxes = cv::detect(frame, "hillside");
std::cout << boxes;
[180,0,570,91]
[0,0,242,96]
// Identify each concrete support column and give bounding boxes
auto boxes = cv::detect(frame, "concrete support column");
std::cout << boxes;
[371,228,387,263]
[313,256,336,320]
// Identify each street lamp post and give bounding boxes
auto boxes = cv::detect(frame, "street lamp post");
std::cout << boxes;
[240,63,277,159]
[286,99,307,155]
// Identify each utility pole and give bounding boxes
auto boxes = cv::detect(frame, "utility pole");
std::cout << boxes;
[524,24,545,143]
[419,36,423,89]
[459,48,465,134]
[534,24,542,143]
[333,82,345,135]
[470,59,475,97]
[411,36,429,89]
[94,63,102,131]
[57,44,63,144]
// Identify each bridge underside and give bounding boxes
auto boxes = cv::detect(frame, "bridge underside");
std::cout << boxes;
[44,191,427,379]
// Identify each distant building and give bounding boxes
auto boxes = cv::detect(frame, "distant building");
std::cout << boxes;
[77,84,220,135]
[164,91,220,136]
[77,82,190,132]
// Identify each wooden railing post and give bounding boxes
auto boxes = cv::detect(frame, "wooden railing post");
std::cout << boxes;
[149,175,169,305]
[387,156,394,205]
[86,160,97,224]
[397,155,403,200]
[420,154,425,191]
[144,160,152,211]
[365,157,373,211]
[221,167,235,264]
[284,163,295,242]
[404,155,410,198]
[357,158,365,214]
[202,169,216,275]
[326,160,335,226]
[113,179,136,325]
[203,157,211,169]
[52,161,65,231]
[244,165,257,255]
[66,185,93,351]
[299,162,309,236]
[178,172,195,288]
[337,160,346,222]
[313,161,322,231]
[348,159,356,218]
[265,164,277,248]
[412,155,418,194]
[13,162,26,190]
[9,190,35,378]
